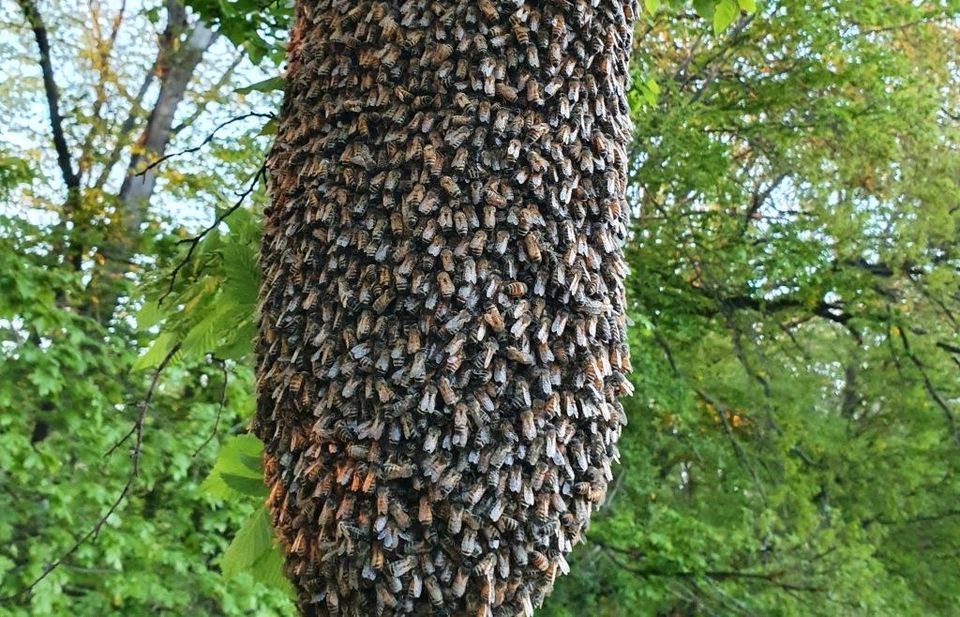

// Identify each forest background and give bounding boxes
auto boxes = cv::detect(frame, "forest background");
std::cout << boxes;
[2,0,960,615]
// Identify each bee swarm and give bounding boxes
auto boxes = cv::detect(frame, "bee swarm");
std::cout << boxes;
[256,0,636,614]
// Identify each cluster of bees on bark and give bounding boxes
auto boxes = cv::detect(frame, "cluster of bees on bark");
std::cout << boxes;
[255,0,637,614]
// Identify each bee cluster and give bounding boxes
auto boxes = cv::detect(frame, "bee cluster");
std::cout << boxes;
[256,0,636,614]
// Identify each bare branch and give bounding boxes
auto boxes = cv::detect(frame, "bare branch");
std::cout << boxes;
[171,53,247,135]
[136,112,274,177]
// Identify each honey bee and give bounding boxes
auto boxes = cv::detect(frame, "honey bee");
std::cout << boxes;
[418,495,433,524]
[505,139,521,164]
[424,575,443,605]
[509,16,529,45]
[453,210,469,236]
[440,175,461,197]
[503,281,528,297]
[473,553,496,576]
[476,310,502,340]
[451,147,468,171]
[523,233,542,263]
[460,527,478,555]
[469,230,487,256]
[325,588,339,614]
[376,585,398,609]
[478,0,498,21]
[371,543,385,570]
[494,81,517,103]
[438,376,458,405]
[437,271,455,298]
[389,502,412,530]
[383,462,415,480]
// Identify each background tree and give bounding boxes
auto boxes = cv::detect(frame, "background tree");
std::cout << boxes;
[0,0,290,613]
[546,1,960,614]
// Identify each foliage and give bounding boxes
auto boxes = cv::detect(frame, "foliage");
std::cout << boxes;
[543,0,960,615]
[2,0,960,615]
[0,214,291,616]
[0,0,290,614]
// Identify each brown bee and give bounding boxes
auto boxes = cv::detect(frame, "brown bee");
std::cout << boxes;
[440,175,461,197]
[478,0,498,21]
[503,281,528,297]
[510,15,529,45]
[495,82,518,103]
[389,502,412,530]
[438,376,458,405]
[469,230,487,256]
[371,543,385,570]
[383,462,415,480]
[418,495,433,524]
[453,210,469,236]
[523,233,542,263]
[424,576,443,605]
[483,304,505,331]
[452,147,469,171]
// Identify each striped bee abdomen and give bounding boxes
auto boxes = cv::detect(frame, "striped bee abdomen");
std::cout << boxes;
[256,0,637,614]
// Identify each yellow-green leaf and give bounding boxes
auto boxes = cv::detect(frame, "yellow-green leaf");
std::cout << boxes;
[714,0,739,34]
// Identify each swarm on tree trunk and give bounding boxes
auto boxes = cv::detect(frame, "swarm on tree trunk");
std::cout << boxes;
[255,0,636,614]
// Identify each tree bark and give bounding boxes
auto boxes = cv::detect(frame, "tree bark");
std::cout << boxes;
[89,0,215,320]
[116,0,216,238]
[256,1,637,614]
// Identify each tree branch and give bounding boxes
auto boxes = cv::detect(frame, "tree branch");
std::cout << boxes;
[192,357,229,457]
[4,343,179,602]
[900,330,960,446]
[16,0,80,192]
[136,111,274,177]
[591,539,825,594]
[159,163,266,305]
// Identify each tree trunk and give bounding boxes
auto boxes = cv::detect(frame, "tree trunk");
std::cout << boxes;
[256,1,637,614]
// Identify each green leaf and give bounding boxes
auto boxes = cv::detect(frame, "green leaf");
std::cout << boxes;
[132,331,179,371]
[643,0,660,13]
[713,0,739,33]
[221,507,292,595]
[221,238,259,308]
[216,319,256,360]
[234,76,284,95]
[135,299,166,330]
[220,473,267,497]
[738,0,757,11]
[692,0,715,19]
[259,117,277,136]
[201,434,264,500]
[220,506,273,577]
[248,542,294,594]
[180,302,231,358]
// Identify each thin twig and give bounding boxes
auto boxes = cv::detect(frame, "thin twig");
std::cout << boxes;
[4,344,180,602]
[136,112,274,177]
[192,358,229,457]
[158,163,266,305]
